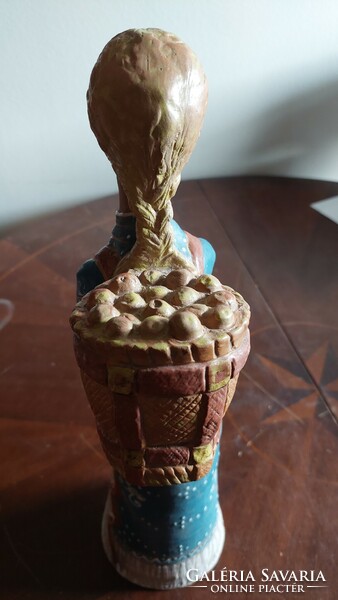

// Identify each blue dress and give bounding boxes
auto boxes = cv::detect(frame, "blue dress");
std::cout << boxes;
[75,213,220,571]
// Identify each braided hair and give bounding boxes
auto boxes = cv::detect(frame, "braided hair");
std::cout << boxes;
[87,28,208,274]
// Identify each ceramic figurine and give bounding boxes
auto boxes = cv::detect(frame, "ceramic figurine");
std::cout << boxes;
[70,28,250,589]
[76,27,216,299]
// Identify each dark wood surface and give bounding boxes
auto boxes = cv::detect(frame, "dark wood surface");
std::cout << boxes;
[1,176,337,599]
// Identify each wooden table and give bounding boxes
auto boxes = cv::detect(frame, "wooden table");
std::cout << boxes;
[1,176,337,599]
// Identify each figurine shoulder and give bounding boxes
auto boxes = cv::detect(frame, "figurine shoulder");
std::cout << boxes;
[76,259,104,300]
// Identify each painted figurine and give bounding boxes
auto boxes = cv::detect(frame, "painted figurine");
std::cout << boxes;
[77,27,215,299]
[70,29,250,589]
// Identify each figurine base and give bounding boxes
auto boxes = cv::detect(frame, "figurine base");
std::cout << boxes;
[102,489,225,589]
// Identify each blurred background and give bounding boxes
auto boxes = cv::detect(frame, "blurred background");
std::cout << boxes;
[1,0,338,229]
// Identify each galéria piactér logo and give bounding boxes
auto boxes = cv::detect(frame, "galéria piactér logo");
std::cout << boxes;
[187,567,328,594]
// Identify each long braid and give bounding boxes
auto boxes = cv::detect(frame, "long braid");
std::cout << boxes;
[114,174,196,275]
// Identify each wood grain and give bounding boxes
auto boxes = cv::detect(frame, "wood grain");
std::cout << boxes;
[1,176,337,599]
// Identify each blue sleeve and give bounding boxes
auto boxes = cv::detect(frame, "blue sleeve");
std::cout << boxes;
[200,238,216,275]
[171,220,216,275]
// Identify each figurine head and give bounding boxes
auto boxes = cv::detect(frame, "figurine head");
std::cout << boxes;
[87,28,208,206]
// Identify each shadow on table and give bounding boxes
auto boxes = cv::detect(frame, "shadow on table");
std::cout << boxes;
[1,485,143,600]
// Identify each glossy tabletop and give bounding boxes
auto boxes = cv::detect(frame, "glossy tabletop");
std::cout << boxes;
[1,176,337,599]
